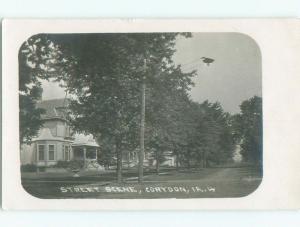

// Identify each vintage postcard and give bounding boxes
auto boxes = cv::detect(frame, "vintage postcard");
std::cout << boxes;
[2,19,300,210]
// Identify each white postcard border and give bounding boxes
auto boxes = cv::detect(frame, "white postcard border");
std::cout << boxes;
[2,19,300,210]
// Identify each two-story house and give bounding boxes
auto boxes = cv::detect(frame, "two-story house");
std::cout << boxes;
[20,99,101,170]
[20,98,176,171]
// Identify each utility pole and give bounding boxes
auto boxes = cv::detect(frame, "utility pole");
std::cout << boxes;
[138,59,146,183]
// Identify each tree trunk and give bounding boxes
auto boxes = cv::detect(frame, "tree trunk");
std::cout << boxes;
[203,151,207,168]
[187,157,191,169]
[201,152,205,168]
[156,151,160,175]
[116,141,122,183]
[138,75,146,183]
[127,152,130,169]
[175,153,179,171]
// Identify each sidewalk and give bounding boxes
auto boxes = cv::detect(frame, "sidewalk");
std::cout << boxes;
[21,169,112,180]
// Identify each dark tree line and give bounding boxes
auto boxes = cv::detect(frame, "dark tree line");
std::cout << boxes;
[232,96,263,164]
[19,33,263,182]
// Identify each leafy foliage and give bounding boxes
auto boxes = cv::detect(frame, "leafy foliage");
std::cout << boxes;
[56,160,85,170]
[96,136,117,168]
[20,164,37,172]
[44,33,194,181]
[19,35,68,143]
[232,96,262,163]
[181,101,235,167]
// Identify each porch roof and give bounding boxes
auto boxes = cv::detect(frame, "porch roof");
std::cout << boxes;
[72,133,100,147]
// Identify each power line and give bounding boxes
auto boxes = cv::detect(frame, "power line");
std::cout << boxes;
[178,57,216,71]
[180,63,202,71]
[178,58,201,67]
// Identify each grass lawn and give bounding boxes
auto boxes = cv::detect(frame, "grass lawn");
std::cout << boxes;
[21,166,262,199]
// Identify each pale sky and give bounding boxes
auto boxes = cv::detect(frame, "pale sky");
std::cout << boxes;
[42,33,262,114]
[173,33,262,113]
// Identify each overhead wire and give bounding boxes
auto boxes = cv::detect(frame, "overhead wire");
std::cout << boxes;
[175,57,203,71]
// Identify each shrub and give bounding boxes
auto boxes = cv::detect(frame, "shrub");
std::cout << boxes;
[38,166,46,172]
[55,160,85,170]
[68,160,85,170]
[21,164,37,172]
[55,160,70,168]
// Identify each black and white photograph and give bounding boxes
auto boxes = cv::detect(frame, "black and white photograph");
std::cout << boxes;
[0,1,300,224]
[19,31,263,199]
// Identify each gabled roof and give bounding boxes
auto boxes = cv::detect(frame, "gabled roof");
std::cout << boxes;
[37,98,69,120]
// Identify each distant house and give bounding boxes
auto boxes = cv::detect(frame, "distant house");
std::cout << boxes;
[20,99,102,170]
[121,149,176,168]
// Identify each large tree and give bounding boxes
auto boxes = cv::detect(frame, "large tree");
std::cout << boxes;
[182,101,235,168]
[44,33,194,182]
[145,85,195,173]
[232,96,263,164]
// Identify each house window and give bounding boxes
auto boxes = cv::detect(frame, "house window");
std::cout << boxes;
[65,126,70,137]
[38,144,45,161]
[48,145,55,161]
[64,145,70,161]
